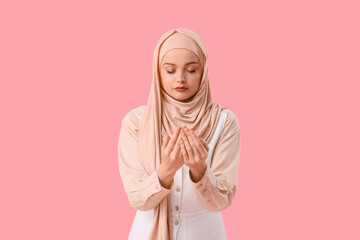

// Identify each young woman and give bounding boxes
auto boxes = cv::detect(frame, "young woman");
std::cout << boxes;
[118,28,241,240]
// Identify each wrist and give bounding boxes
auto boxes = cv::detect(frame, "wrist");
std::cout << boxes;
[189,163,207,183]
[157,164,175,189]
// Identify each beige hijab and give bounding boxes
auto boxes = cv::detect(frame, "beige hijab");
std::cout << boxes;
[138,28,226,239]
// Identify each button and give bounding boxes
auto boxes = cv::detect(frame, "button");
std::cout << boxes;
[176,186,181,192]
[175,205,179,211]
[174,220,179,225]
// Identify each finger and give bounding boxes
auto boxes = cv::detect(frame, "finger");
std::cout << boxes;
[199,136,209,152]
[171,129,184,158]
[180,139,189,162]
[162,134,170,151]
[201,139,209,152]
[185,129,203,159]
[200,137,209,151]
[166,127,181,152]
[181,129,195,162]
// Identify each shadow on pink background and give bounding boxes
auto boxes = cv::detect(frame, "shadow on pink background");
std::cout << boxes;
[1,0,359,239]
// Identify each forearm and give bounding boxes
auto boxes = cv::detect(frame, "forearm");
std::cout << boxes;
[190,165,236,212]
[157,163,176,189]
[189,163,207,183]
[126,170,174,211]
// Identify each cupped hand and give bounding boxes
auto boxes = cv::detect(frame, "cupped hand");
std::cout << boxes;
[179,126,210,182]
[161,126,185,172]
[157,127,184,188]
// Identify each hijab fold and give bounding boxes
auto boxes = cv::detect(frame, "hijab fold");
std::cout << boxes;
[138,28,226,239]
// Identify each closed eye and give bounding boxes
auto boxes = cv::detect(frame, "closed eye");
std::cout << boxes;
[166,70,196,74]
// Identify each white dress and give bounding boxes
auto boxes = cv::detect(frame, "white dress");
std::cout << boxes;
[128,110,228,240]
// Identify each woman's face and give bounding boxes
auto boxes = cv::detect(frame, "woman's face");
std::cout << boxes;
[159,48,203,102]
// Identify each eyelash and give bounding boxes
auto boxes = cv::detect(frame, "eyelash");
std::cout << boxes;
[166,70,196,74]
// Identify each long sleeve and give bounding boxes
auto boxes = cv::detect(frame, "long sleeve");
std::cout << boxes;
[117,108,174,211]
[189,109,241,212]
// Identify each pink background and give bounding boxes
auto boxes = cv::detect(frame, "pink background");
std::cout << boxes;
[1,0,359,239]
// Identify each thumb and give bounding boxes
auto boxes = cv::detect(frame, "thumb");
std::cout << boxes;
[200,137,209,151]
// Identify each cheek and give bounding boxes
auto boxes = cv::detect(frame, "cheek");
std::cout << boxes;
[191,74,202,87]
[159,71,166,83]
[160,76,173,89]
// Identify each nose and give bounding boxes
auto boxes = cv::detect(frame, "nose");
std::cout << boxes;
[177,70,186,82]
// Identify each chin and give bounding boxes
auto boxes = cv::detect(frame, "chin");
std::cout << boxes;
[180,94,196,102]
[176,96,189,101]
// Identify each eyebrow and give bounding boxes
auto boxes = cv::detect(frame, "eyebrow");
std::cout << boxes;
[163,61,199,66]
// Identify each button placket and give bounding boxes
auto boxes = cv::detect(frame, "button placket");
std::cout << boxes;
[171,165,183,239]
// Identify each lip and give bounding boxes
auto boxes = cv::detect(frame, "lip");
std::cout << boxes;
[175,87,188,92]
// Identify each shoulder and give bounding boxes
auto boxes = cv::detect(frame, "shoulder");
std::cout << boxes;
[121,105,146,136]
[127,105,146,119]
[122,105,146,122]
[221,108,240,136]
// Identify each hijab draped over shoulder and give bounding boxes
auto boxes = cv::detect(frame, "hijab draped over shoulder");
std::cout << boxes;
[138,28,226,239]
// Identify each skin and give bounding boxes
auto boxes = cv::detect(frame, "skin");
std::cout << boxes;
[180,126,210,183]
[157,49,210,188]
[159,48,203,102]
